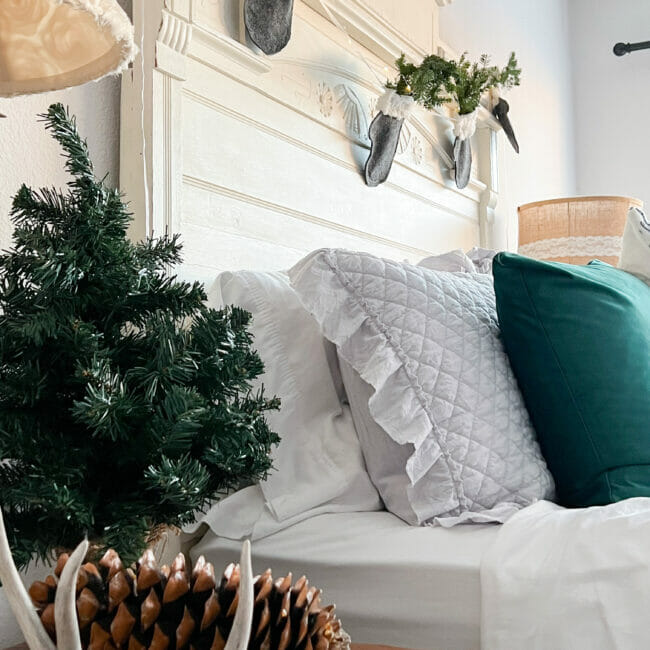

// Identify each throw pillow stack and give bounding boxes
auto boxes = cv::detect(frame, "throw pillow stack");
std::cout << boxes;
[200,211,649,537]
[289,248,554,525]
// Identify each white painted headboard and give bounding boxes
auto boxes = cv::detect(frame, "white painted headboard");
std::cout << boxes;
[121,0,504,284]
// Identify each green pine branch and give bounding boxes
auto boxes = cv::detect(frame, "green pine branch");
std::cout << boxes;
[445,52,522,115]
[386,54,419,96]
[386,51,521,116]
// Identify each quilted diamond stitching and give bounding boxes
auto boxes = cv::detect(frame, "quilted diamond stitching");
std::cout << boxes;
[328,249,553,517]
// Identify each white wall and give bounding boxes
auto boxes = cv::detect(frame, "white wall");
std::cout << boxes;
[0,94,119,644]
[440,0,577,248]
[0,0,132,252]
[0,78,122,247]
[568,0,650,211]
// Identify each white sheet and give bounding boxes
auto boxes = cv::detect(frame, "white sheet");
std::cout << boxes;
[191,511,500,650]
[481,498,650,650]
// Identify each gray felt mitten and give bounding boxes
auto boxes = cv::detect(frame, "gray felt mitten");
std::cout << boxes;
[492,96,519,153]
[244,0,294,55]
[452,110,478,190]
[364,90,414,187]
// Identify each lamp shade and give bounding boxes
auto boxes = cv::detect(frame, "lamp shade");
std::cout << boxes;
[518,195,644,266]
[0,0,136,97]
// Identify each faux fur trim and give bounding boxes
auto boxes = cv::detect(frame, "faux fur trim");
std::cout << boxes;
[1,0,136,97]
[453,109,479,140]
[488,86,502,111]
[61,0,137,75]
[377,89,415,120]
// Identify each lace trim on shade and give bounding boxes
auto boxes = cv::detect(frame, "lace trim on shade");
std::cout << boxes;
[519,236,623,260]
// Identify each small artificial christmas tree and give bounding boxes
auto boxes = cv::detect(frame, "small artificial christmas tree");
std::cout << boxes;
[0,104,280,570]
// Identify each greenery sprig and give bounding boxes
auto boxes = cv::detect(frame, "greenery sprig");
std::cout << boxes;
[386,54,419,96]
[444,52,521,115]
[386,51,521,115]
[492,52,522,91]
[386,54,455,108]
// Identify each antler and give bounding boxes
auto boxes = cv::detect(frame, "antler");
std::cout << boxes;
[0,508,57,649]
[0,507,254,650]
[224,539,254,650]
[54,539,87,650]
[0,508,83,649]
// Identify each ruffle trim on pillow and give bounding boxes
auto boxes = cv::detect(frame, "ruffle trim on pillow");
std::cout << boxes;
[289,250,470,523]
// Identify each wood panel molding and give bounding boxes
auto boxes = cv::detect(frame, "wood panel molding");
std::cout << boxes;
[301,0,432,64]
[121,0,503,279]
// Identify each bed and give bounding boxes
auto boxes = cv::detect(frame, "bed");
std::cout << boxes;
[192,511,499,650]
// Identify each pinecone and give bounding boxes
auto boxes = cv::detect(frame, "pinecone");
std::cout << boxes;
[28,548,351,650]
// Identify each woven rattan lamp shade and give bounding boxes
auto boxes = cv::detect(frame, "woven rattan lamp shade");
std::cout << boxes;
[518,196,644,266]
[0,0,136,97]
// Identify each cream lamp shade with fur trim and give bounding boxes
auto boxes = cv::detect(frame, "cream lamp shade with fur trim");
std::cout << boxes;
[518,196,644,266]
[0,0,136,97]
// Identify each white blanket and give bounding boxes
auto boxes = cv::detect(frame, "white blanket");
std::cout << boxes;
[481,499,650,650]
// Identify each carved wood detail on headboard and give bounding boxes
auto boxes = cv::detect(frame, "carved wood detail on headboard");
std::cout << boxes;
[121,0,504,282]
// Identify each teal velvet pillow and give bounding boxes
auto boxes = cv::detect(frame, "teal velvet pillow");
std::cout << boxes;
[493,252,650,508]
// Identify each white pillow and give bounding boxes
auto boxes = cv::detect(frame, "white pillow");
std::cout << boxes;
[289,249,554,526]
[207,271,381,527]
[340,248,497,524]
[418,249,476,273]
[418,248,496,274]
[619,207,650,284]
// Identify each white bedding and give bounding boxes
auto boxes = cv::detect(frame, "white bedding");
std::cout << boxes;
[482,498,650,650]
[191,511,500,650]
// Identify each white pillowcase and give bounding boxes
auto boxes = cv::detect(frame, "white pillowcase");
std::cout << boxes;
[199,270,380,538]
[418,248,496,274]
[339,249,496,524]
[338,356,418,523]
[289,249,554,526]
[619,206,650,284]
[418,249,477,273]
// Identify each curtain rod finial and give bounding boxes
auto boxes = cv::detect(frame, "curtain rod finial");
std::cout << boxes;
[613,42,630,56]
[614,40,650,56]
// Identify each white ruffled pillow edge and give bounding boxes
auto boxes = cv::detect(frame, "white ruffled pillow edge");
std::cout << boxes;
[289,249,468,523]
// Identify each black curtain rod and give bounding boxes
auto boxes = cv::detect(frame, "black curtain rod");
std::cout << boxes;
[613,40,650,56]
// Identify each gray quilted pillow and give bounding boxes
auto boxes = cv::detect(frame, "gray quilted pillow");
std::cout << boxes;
[289,249,554,526]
